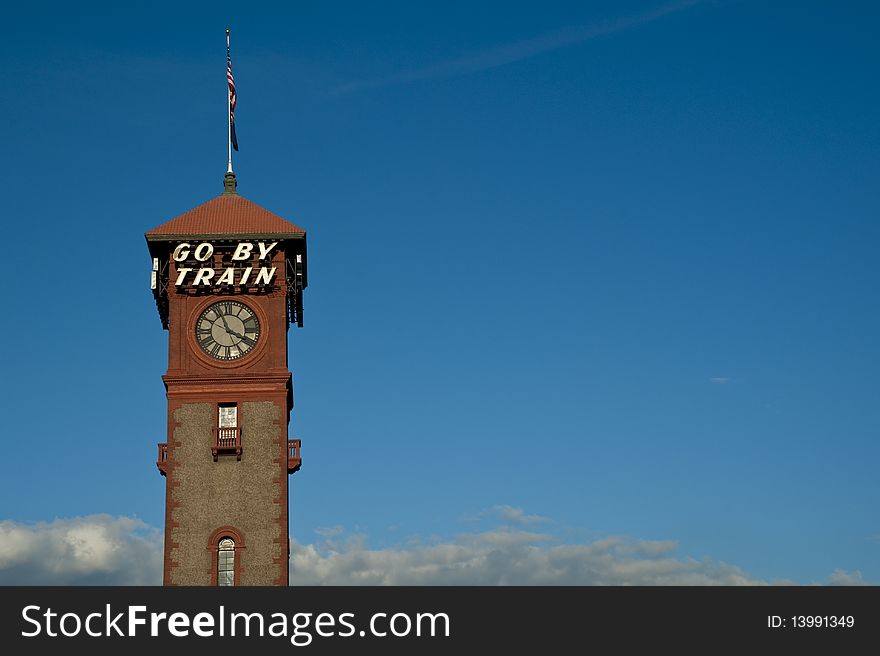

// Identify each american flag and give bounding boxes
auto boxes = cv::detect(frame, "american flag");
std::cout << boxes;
[227,49,239,151]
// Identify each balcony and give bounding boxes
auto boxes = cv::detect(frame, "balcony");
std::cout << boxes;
[213,427,242,461]
[157,443,168,476]
[288,439,302,474]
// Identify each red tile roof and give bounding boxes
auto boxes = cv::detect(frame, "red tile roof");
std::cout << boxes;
[145,193,305,240]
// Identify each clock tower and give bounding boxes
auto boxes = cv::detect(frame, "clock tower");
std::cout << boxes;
[146,171,307,586]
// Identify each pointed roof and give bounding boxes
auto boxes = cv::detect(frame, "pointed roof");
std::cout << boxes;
[145,192,305,241]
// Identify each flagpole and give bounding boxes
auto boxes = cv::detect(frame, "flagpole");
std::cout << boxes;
[226,28,233,174]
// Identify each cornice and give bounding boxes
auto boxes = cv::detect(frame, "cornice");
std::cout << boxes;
[163,372,292,386]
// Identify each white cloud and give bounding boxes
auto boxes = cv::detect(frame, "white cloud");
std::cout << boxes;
[826,569,866,586]
[290,527,766,586]
[314,525,345,538]
[487,505,551,526]
[1,514,869,587]
[0,515,162,585]
[709,377,730,384]
[456,529,556,547]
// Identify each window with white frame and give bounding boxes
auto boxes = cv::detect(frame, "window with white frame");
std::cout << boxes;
[218,537,235,586]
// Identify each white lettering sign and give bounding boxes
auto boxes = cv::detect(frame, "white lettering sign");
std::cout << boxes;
[216,268,235,285]
[170,241,280,287]
[193,243,214,262]
[175,267,193,286]
[174,266,276,287]
[231,243,253,261]
[172,243,191,261]
[254,267,277,285]
[192,268,215,285]
[257,241,278,260]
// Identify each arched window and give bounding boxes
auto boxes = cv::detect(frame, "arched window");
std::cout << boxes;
[209,526,245,586]
[218,538,235,586]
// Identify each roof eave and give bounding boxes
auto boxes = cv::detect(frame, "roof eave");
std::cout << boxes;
[145,231,306,243]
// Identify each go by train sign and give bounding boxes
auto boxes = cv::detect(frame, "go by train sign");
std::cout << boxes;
[165,240,279,288]
[148,238,306,328]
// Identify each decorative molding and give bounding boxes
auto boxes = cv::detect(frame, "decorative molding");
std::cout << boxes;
[163,373,292,385]
[146,232,306,242]
[163,404,182,586]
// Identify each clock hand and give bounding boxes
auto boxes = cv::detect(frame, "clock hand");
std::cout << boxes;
[218,313,233,333]
[216,311,247,341]
[227,327,246,340]
[217,315,245,339]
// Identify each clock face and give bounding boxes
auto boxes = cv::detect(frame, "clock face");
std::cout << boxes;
[195,300,261,360]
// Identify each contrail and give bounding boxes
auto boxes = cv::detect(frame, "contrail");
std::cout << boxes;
[334,0,704,94]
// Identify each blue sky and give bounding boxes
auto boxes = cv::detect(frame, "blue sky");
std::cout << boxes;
[1,0,878,584]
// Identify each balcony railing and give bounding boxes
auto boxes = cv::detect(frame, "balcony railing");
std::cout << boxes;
[213,427,242,461]
[288,439,302,474]
[157,443,168,476]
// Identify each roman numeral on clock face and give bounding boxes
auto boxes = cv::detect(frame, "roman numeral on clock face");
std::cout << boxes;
[196,301,260,361]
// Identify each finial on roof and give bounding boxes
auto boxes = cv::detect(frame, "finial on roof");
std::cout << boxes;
[223,171,238,195]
